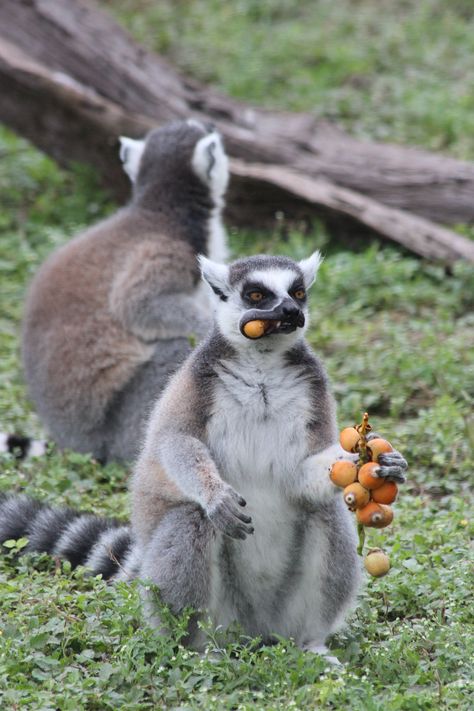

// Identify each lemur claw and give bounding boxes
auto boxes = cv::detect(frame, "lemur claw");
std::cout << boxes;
[207,486,254,540]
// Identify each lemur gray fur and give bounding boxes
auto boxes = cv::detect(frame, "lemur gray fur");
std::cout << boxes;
[20,119,229,464]
[0,253,407,660]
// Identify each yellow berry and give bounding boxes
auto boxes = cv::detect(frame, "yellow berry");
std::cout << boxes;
[372,481,398,504]
[343,482,370,509]
[356,502,394,528]
[364,548,391,577]
[368,438,393,462]
[339,427,361,452]
[330,461,358,488]
[358,462,384,490]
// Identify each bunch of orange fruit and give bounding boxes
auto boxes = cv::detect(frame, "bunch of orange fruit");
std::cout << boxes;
[330,413,398,577]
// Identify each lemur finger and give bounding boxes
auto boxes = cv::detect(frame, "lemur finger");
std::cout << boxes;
[237,522,254,536]
[376,465,406,484]
[208,502,253,538]
[227,516,254,538]
[366,432,381,442]
[223,521,254,540]
[378,451,408,469]
[234,509,253,524]
[224,502,253,526]
[209,510,240,537]
[235,493,247,507]
[228,528,247,541]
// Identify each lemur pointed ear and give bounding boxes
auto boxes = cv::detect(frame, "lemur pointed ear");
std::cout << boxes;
[198,255,230,301]
[298,251,323,289]
[119,136,146,182]
[192,133,229,198]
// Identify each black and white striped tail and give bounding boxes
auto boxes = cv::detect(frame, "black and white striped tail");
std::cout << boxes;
[0,433,48,460]
[0,494,138,580]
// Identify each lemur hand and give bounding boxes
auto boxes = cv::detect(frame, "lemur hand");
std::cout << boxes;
[319,442,360,470]
[298,443,359,504]
[206,484,254,540]
[367,432,407,484]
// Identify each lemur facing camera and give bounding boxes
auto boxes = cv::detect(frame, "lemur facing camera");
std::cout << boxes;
[0,253,407,660]
[20,119,229,464]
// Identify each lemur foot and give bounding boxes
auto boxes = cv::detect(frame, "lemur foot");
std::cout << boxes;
[367,432,407,484]
[207,485,254,540]
[301,642,341,666]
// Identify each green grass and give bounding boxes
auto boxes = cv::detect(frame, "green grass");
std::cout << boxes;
[106,0,474,158]
[1,0,474,708]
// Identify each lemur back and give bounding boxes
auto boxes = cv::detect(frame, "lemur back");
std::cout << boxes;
[21,120,229,463]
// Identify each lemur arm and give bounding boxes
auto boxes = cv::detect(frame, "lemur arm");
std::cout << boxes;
[135,361,253,540]
[296,433,407,509]
[109,240,208,341]
[286,355,407,509]
[294,443,359,508]
[155,430,253,539]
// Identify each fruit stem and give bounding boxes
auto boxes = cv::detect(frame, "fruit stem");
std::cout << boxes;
[357,411,371,465]
[357,522,365,556]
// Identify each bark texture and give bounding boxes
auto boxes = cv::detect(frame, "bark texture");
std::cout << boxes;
[1,0,474,262]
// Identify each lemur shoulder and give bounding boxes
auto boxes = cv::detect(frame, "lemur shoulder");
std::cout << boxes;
[20,120,229,464]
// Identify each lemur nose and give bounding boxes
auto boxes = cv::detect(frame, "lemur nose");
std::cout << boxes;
[282,303,300,317]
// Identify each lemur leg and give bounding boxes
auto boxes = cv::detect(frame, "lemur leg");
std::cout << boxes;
[138,503,215,647]
[296,501,361,664]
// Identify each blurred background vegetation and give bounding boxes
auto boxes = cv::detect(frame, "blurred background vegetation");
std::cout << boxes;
[0,1,473,708]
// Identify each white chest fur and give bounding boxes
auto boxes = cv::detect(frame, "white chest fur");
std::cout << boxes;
[205,350,324,636]
[207,350,312,486]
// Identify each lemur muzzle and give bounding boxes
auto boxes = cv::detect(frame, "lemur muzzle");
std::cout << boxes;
[239,299,305,338]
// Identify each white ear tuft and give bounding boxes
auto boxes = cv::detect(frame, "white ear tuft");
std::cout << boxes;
[299,251,323,289]
[119,136,146,182]
[198,255,230,298]
[192,133,229,199]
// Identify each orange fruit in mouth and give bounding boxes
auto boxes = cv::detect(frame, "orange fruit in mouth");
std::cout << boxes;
[243,320,266,339]
[330,461,358,488]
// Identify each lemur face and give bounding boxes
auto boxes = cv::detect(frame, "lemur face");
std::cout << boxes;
[119,119,228,204]
[200,253,322,350]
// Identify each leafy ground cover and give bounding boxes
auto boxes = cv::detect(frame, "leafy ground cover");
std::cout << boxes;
[1,1,473,708]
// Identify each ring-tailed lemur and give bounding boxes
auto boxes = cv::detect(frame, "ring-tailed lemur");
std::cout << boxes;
[19,119,229,464]
[0,253,407,660]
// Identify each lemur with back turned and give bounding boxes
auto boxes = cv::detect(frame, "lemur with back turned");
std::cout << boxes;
[19,119,229,464]
[0,253,407,660]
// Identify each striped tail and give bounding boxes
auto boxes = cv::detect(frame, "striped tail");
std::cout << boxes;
[0,494,138,580]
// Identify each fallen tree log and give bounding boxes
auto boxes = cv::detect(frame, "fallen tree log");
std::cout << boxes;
[230,160,474,263]
[1,0,474,263]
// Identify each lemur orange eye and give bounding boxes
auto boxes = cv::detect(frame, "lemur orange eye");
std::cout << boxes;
[294,289,306,300]
[249,292,264,302]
